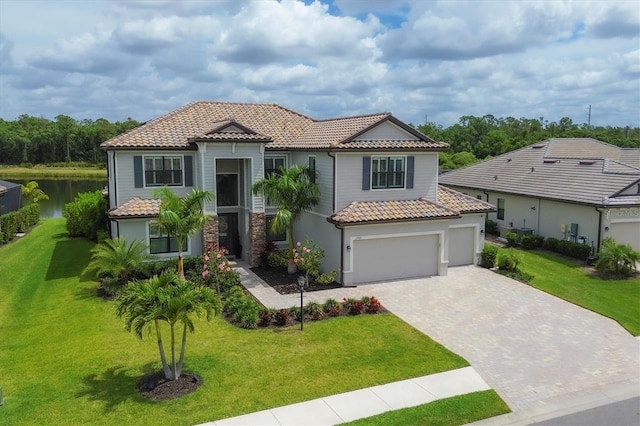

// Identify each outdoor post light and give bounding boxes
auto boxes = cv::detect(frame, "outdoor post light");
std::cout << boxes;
[297,275,305,331]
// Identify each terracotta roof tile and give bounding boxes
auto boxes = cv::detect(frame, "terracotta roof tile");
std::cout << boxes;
[329,198,460,224]
[0,185,6,193]
[437,185,496,213]
[108,197,161,219]
[101,101,444,151]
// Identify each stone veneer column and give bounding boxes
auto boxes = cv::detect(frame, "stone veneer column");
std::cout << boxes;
[249,212,266,267]
[202,215,219,252]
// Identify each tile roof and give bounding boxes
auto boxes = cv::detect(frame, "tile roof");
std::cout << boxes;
[101,101,447,151]
[439,138,640,207]
[0,185,6,194]
[108,197,161,219]
[328,185,494,225]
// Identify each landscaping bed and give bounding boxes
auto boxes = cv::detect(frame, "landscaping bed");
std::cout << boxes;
[250,265,342,294]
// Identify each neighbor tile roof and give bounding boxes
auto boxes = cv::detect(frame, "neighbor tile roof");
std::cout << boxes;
[108,197,161,219]
[439,138,640,207]
[0,185,6,194]
[101,101,447,151]
[328,185,494,224]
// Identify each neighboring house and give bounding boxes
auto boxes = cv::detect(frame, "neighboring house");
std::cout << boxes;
[439,138,640,253]
[0,180,22,216]
[101,101,494,285]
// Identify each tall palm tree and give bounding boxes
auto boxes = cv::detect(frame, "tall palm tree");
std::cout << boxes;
[153,187,214,280]
[252,165,320,272]
[86,237,150,285]
[115,271,221,380]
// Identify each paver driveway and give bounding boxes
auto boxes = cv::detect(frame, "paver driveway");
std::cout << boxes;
[242,265,640,411]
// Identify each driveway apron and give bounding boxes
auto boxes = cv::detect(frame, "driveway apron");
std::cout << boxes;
[243,264,639,412]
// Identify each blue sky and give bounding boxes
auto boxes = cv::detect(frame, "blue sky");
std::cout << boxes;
[0,0,638,128]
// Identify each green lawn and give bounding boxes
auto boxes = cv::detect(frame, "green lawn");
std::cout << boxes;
[343,390,510,426]
[0,219,506,425]
[516,249,640,336]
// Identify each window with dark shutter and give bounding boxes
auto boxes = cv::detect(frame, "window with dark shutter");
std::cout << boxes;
[362,156,371,190]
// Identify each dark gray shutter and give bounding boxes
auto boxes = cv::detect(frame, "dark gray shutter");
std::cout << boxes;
[184,155,193,187]
[362,156,371,190]
[134,156,143,188]
[406,156,414,189]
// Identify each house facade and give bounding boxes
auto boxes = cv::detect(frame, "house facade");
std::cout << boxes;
[101,101,494,285]
[439,138,640,253]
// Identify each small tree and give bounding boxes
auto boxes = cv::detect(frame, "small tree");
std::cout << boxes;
[115,271,221,380]
[21,181,49,203]
[595,238,640,277]
[153,187,213,280]
[252,165,320,272]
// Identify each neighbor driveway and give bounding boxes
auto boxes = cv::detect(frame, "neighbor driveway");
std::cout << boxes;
[239,265,640,411]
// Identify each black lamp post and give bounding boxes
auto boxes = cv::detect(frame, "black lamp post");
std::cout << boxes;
[297,275,305,330]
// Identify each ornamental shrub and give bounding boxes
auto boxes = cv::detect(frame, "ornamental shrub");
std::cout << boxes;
[520,234,537,250]
[505,232,520,247]
[480,244,499,268]
[267,249,289,268]
[234,299,260,329]
[201,243,240,296]
[496,249,522,272]
[258,308,275,327]
[0,211,18,244]
[595,237,640,277]
[292,239,324,280]
[364,296,382,314]
[323,298,342,317]
[289,305,302,321]
[305,301,324,320]
[16,203,40,232]
[274,308,290,326]
[485,219,498,235]
[63,190,107,241]
[543,237,559,252]
[557,240,592,260]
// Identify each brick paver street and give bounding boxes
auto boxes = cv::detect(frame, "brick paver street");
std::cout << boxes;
[238,264,640,411]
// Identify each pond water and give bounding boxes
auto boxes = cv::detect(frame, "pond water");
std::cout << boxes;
[12,178,107,218]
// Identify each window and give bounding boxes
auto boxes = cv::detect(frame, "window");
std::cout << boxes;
[497,198,505,220]
[216,174,239,206]
[476,195,482,200]
[308,156,316,183]
[144,156,182,186]
[264,156,286,177]
[149,223,187,254]
[265,214,286,242]
[372,156,405,189]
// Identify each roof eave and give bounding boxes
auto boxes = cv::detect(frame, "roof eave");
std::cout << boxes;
[327,214,462,227]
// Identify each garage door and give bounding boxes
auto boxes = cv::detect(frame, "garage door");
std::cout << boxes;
[352,234,438,284]
[609,221,640,252]
[449,227,475,266]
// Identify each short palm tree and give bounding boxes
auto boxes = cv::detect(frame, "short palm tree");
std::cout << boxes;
[153,187,214,280]
[252,165,320,272]
[85,237,150,285]
[115,271,221,380]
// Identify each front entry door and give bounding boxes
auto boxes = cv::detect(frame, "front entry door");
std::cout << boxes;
[218,213,240,258]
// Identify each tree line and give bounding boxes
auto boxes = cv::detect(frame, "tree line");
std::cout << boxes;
[0,115,139,165]
[417,115,640,169]
[0,113,638,168]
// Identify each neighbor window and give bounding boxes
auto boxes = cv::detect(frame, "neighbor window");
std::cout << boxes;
[497,198,505,220]
[308,156,316,183]
[144,156,182,186]
[372,156,405,189]
[265,214,286,242]
[149,223,187,254]
[264,156,287,177]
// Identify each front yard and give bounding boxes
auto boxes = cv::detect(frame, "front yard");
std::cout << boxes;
[506,248,640,336]
[0,219,510,425]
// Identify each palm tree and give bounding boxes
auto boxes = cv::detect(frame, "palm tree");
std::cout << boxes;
[86,237,150,285]
[153,187,213,280]
[252,165,320,272]
[115,271,221,380]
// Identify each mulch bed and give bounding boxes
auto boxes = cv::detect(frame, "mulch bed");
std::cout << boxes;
[136,371,202,401]
[250,266,342,295]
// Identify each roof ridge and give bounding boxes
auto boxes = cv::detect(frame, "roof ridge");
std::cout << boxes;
[314,112,390,123]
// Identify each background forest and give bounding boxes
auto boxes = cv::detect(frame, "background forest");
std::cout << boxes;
[0,113,638,169]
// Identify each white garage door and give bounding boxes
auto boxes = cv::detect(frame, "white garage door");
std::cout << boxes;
[352,234,438,284]
[449,227,475,266]
[609,221,640,252]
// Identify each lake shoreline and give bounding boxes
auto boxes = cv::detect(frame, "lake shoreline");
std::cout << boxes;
[0,166,107,179]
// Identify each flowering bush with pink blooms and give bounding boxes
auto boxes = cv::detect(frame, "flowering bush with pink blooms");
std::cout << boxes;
[292,239,323,279]
[201,242,240,295]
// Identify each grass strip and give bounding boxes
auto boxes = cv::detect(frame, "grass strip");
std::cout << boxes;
[342,390,510,426]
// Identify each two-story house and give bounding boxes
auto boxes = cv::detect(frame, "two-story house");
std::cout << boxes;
[101,101,494,285]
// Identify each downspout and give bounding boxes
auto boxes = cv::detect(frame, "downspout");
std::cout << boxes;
[535,198,540,233]
[483,190,490,222]
[327,151,336,212]
[339,225,344,285]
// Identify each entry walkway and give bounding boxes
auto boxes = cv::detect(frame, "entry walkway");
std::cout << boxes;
[200,367,490,425]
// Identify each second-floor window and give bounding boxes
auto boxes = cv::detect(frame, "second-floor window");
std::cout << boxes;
[372,156,405,189]
[264,156,286,177]
[145,156,182,186]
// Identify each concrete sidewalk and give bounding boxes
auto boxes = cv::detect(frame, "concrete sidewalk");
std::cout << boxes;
[199,367,491,425]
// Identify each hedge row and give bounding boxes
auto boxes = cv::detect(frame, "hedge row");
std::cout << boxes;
[0,203,41,244]
[504,232,592,261]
